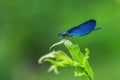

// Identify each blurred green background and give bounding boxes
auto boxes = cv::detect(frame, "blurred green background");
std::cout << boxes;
[0,0,120,80]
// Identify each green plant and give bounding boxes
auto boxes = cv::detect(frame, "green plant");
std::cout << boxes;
[38,39,94,80]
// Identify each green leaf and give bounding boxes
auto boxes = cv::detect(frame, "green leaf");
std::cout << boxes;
[38,39,94,80]
[49,39,66,51]
[64,40,84,65]
[83,48,94,80]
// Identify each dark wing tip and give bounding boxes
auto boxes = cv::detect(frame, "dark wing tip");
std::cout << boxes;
[89,19,96,23]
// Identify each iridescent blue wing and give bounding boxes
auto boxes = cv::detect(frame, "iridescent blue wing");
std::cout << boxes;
[67,19,96,36]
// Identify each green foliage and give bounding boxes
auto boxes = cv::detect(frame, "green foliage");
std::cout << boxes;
[38,39,94,80]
